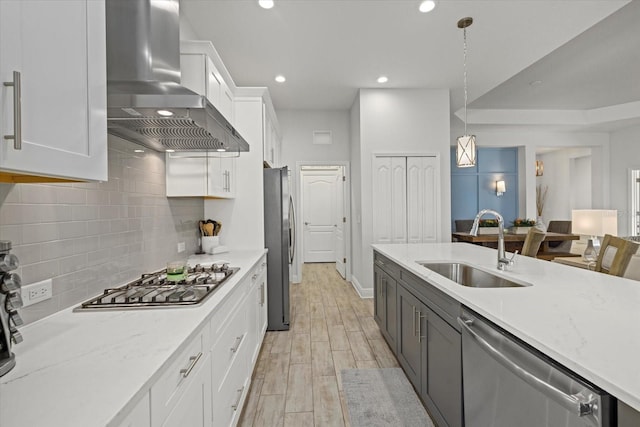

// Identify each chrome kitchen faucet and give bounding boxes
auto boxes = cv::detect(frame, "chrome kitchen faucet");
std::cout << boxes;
[470,209,517,271]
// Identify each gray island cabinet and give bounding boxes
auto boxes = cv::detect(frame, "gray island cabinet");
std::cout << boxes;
[374,251,462,427]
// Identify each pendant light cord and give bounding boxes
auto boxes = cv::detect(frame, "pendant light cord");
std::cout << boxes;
[463,26,468,136]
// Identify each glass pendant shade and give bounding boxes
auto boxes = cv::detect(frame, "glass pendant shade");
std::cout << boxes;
[456,134,476,167]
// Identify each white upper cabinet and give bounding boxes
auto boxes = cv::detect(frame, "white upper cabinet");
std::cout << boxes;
[262,97,281,167]
[180,42,234,125]
[166,153,236,198]
[0,0,108,182]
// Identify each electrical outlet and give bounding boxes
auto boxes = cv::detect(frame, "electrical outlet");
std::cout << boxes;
[177,242,186,253]
[21,279,53,307]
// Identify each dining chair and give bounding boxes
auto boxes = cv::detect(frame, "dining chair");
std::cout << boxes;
[546,220,572,252]
[622,254,640,281]
[521,228,546,257]
[594,235,640,276]
[454,219,475,233]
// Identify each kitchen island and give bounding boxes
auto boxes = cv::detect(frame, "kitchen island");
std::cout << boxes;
[373,242,640,418]
[0,250,267,427]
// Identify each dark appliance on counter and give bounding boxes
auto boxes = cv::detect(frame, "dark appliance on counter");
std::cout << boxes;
[0,241,23,377]
[264,167,295,330]
[75,263,238,311]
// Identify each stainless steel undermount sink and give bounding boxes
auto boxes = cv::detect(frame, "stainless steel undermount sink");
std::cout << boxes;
[419,262,530,288]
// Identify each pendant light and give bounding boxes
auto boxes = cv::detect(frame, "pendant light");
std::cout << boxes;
[456,17,476,168]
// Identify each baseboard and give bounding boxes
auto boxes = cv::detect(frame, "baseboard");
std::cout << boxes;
[350,274,373,298]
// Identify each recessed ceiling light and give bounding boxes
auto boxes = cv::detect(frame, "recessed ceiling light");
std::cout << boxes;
[134,149,144,153]
[157,110,174,117]
[529,80,543,87]
[275,75,286,83]
[377,76,389,84]
[165,149,176,153]
[259,0,274,9]
[419,0,436,13]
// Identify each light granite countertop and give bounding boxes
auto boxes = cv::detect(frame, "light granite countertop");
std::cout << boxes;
[372,242,640,412]
[0,249,266,427]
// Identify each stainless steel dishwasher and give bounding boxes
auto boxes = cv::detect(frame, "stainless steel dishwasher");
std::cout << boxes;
[458,309,613,427]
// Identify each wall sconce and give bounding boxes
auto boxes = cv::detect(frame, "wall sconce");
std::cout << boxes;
[496,180,506,197]
[535,160,544,176]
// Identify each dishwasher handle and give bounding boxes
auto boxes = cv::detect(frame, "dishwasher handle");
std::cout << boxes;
[458,317,597,417]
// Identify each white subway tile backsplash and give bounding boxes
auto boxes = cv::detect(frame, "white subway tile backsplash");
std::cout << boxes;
[0,184,20,203]
[22,223,59,244]
[0,137,203,324]
[0,225,22,244]
[58,222,88,239]
[21,185,57,204]
[59,254,88,276]
[56,187,87,204]
[22,259,60,284]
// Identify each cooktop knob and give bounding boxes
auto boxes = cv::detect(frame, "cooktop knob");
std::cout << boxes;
[0,253,19,272]
[1,273,21,293]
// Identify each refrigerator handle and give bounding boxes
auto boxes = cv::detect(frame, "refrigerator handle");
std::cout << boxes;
[289,195,296,264]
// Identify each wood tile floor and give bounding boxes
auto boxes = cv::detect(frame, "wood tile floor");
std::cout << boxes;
[238,263,401,427]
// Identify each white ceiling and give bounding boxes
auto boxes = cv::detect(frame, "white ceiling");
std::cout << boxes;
[182,0,633,130]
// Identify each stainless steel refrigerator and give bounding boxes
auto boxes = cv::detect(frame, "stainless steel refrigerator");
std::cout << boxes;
[264,167,295,330]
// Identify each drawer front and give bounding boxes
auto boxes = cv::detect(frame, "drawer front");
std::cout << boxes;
[400,269,461,330]
[211,294,249,387]
[209,274,249,337]
[374,252,401,279]
[151,330,206,426]
[212,334,250,427]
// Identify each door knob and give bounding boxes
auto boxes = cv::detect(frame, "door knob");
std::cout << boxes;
[304,222,309,225]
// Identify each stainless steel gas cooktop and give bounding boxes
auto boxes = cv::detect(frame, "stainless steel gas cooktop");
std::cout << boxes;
[75,263,239,311]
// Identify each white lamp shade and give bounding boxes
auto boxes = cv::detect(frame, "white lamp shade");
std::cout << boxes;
[496,180,506,194]
[571,209,618,237]
[456,135,476,168]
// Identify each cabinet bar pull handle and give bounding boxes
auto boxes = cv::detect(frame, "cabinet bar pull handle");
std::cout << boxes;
[412,306,417,337]
[260,283,265,306]
[231,386,245,410]
[231,334,244,353]
[418,311,425,343]
[3,71,22,150]
[179,352,202,378]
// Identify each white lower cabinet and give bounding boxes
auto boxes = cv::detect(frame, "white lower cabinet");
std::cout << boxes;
[247,256,268,368]
[151,326,211,427]
[162,353,212,427]
[116,393,151,427]
[117,256,267,427]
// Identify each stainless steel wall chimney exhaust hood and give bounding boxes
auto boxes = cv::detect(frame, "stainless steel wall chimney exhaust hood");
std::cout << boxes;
[105,0,249,152]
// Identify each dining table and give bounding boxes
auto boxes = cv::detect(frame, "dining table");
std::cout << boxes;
[451,231,580,259]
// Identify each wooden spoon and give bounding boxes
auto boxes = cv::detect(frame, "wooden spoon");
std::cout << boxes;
[203,222,214,236]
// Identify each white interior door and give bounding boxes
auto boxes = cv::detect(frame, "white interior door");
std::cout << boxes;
[335,168,346,278]
[302,169,340,262]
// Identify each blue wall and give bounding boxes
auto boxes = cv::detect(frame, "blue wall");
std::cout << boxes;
[451,147,519,231]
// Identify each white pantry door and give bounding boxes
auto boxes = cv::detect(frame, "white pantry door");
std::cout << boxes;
[407,156,439,243]
[302,169,339,263]
[373,157,407,243]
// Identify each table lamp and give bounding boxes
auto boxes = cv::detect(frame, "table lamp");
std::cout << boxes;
[571,210,618,261]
